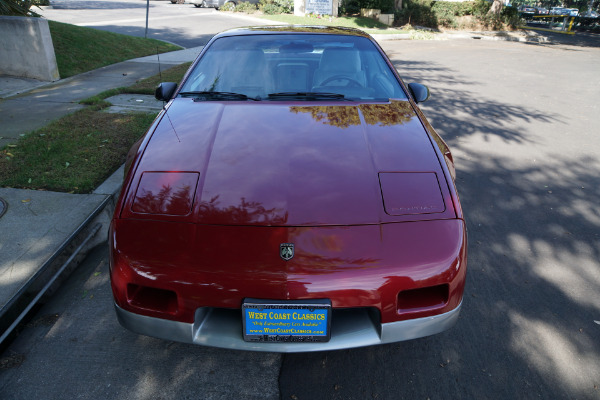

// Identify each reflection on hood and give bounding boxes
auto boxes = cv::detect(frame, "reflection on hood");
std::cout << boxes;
[290,101,415,129]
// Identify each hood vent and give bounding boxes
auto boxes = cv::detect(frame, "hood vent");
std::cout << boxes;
[379,172,445,216]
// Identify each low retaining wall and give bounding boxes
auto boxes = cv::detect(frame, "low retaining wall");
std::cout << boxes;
[361,8,395,26]
[0,16,60,81]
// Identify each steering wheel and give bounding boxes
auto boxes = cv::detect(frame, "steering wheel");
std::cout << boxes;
[320,75,363,88]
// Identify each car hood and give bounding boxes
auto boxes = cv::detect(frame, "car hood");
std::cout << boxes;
[122,99,455,226]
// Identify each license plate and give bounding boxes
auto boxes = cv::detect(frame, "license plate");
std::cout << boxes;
[242,299,331,343]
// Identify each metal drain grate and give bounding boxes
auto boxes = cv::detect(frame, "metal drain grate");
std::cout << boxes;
[0,197,7,219]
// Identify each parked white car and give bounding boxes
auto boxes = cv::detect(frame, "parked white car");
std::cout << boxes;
[189,0,259,8]
[550,7,568,15]
[189,0,207,7]
[566,8,580,16]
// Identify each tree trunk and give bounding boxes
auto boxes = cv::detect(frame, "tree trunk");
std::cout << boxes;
[488,0,503,14]
[395,0,402,12]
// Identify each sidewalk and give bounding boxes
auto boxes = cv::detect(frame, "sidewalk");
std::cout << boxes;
[0,47,203,342]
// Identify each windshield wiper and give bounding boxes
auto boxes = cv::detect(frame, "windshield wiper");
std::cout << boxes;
[178,91,259,101]
[267,92,350,101]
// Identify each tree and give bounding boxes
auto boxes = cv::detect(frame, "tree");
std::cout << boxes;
[489,0,504,14]
[0,0,40,16]
[395,0,402,12]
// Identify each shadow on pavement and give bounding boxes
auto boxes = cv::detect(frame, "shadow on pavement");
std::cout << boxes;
[529,29,600,48]
[277,54,599,400]
[0,246,282,400]
[48,0,153,10]
[278,152,600,399]
[394,59,562,145]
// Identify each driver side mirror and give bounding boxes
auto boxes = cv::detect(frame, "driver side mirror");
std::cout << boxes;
[408,83,430,103]
[155,82,178,101]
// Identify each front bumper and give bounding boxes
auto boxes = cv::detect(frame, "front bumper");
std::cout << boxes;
[115,301,462,352]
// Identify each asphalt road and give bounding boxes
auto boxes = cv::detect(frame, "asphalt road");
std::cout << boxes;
[41,0,272,48]
[2,5,600,400]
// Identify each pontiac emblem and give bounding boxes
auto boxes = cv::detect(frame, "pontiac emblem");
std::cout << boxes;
[280,243,294,261]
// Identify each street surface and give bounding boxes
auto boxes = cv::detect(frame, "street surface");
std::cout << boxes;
[2,3,600,399]
[40,0,272,48]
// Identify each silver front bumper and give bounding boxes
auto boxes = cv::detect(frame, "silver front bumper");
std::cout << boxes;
[115,302,462,352]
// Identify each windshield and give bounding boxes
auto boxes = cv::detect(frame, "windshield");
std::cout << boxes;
[179,34,407,101]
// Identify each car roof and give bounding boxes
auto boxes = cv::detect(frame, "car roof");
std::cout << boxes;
[211,25,372,40]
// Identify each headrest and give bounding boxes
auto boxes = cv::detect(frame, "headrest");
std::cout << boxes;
[236,49,266,69]
[319,48,361,72]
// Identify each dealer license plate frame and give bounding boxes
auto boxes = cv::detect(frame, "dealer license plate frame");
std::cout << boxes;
[242,298,332,343]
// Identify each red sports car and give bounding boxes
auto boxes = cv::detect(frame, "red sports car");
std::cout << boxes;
[110,26,467,352]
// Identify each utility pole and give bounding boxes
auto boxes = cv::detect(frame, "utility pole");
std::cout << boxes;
[145,0,150,39]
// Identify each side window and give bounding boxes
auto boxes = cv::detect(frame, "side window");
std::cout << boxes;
[184,51,225,92]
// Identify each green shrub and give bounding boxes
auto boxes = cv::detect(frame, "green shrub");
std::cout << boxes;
[503,6,521,28]
[261,3,282,13]
[502,5,518,18]
[471,1,520,29]
[258,0,272,9]
[472,0,490,17]
[0,0,40,16]
[235,1,257,12]
[275,0,293,13]
[431,1,472,18]
[365,0,394,13]
[258,0,293,14]
[394,0,519,29]
[219,1,235,11]
[338,0,394,14]
[339,0,361,14]
[430,1,474,28]
[395,0,438,27]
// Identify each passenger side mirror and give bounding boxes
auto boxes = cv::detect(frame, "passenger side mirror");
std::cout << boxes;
[408,83,430,103]
[155,82,178,101]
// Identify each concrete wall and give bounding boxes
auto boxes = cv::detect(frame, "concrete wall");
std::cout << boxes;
[378,14,395,26]
[0,16,60,81]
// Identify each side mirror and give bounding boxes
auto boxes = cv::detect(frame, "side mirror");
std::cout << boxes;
[155,82,178,101]
[408,83,430,103]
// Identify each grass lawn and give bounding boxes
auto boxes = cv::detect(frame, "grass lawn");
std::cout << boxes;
[0,110,156,193]
[49,21,182,78]
[258,14,408,34]
[0,63,191,194]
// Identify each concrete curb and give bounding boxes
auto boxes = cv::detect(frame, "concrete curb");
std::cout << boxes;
[371,34,411,41]
[439,31,549,43]
[0,75,51,100]
[0,166,124,344]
